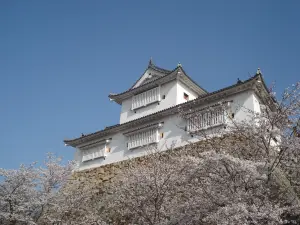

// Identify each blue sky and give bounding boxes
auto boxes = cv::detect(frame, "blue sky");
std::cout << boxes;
[0,0,299,169]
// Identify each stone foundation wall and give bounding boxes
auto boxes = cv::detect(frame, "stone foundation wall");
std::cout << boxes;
[71,134,247,187]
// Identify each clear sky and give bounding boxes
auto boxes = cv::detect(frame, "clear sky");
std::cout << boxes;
[0,0,299,169]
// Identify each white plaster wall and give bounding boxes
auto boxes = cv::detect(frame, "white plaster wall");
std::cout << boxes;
[176,80,198,105]
[76,90,258,171]
[228,90,256,121]
[76,115,193,171]
[120,80,178,124]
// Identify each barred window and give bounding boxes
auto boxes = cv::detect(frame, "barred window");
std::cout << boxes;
[127,128,158,150]
[82,144,105,162]
[132,87,160,110]
[187,108,225,132]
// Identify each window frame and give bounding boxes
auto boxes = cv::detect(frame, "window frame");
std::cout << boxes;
[187,107,225,133]
[125,123,163,150]
[80,139,111,162]
[131,86,161,110]
[127,127,159,150]
[184,92,189,100]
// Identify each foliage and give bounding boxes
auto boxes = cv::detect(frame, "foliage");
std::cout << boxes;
[0,154,76,225]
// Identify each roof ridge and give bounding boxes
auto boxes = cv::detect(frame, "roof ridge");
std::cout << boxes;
[148,64,172,74]
[112,67,179,98]
[110,66,208,100]
[129,63,174,90]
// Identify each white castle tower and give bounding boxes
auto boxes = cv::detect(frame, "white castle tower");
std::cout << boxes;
[64,61,270,171]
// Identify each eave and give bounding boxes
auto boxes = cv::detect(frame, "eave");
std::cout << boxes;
[253,75,277,110]
[64,74,269,148]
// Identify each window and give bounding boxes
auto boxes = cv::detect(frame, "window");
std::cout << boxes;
[127,128,158,150]
[132,87,160,110]
[184,93,189,100]
[187,107,225,132]
[82,144,105,162]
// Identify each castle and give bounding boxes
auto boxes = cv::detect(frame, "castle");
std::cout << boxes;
[64,60,270,171]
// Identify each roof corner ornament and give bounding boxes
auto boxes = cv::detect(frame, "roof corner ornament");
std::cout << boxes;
[109,93,116,101]
[177,62,182,68]
[256,68,261,75]
[148,57,153,66]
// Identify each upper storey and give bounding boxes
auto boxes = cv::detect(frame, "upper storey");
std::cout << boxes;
[109,60,208,124]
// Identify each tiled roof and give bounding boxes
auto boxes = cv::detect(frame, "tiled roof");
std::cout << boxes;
[64,73,267,147]
[110,66,178,99]
[129,63,173,91]
[123,122,162,135]
[109,65,208,101]
[179,66,208,94]
[148,64,172,74]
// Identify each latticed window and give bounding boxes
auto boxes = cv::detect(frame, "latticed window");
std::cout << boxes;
[132,87,160,110]
[187,108,225,132]
[82,144,105,162]
[127,128,158,149]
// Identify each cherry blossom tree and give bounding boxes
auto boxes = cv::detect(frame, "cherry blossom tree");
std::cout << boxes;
[100,149,199,225]
[99,149,289,224]
[0,153,76,225]
[0,163,38,225]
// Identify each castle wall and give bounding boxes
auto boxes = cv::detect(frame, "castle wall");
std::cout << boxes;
[75,89,259,171]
